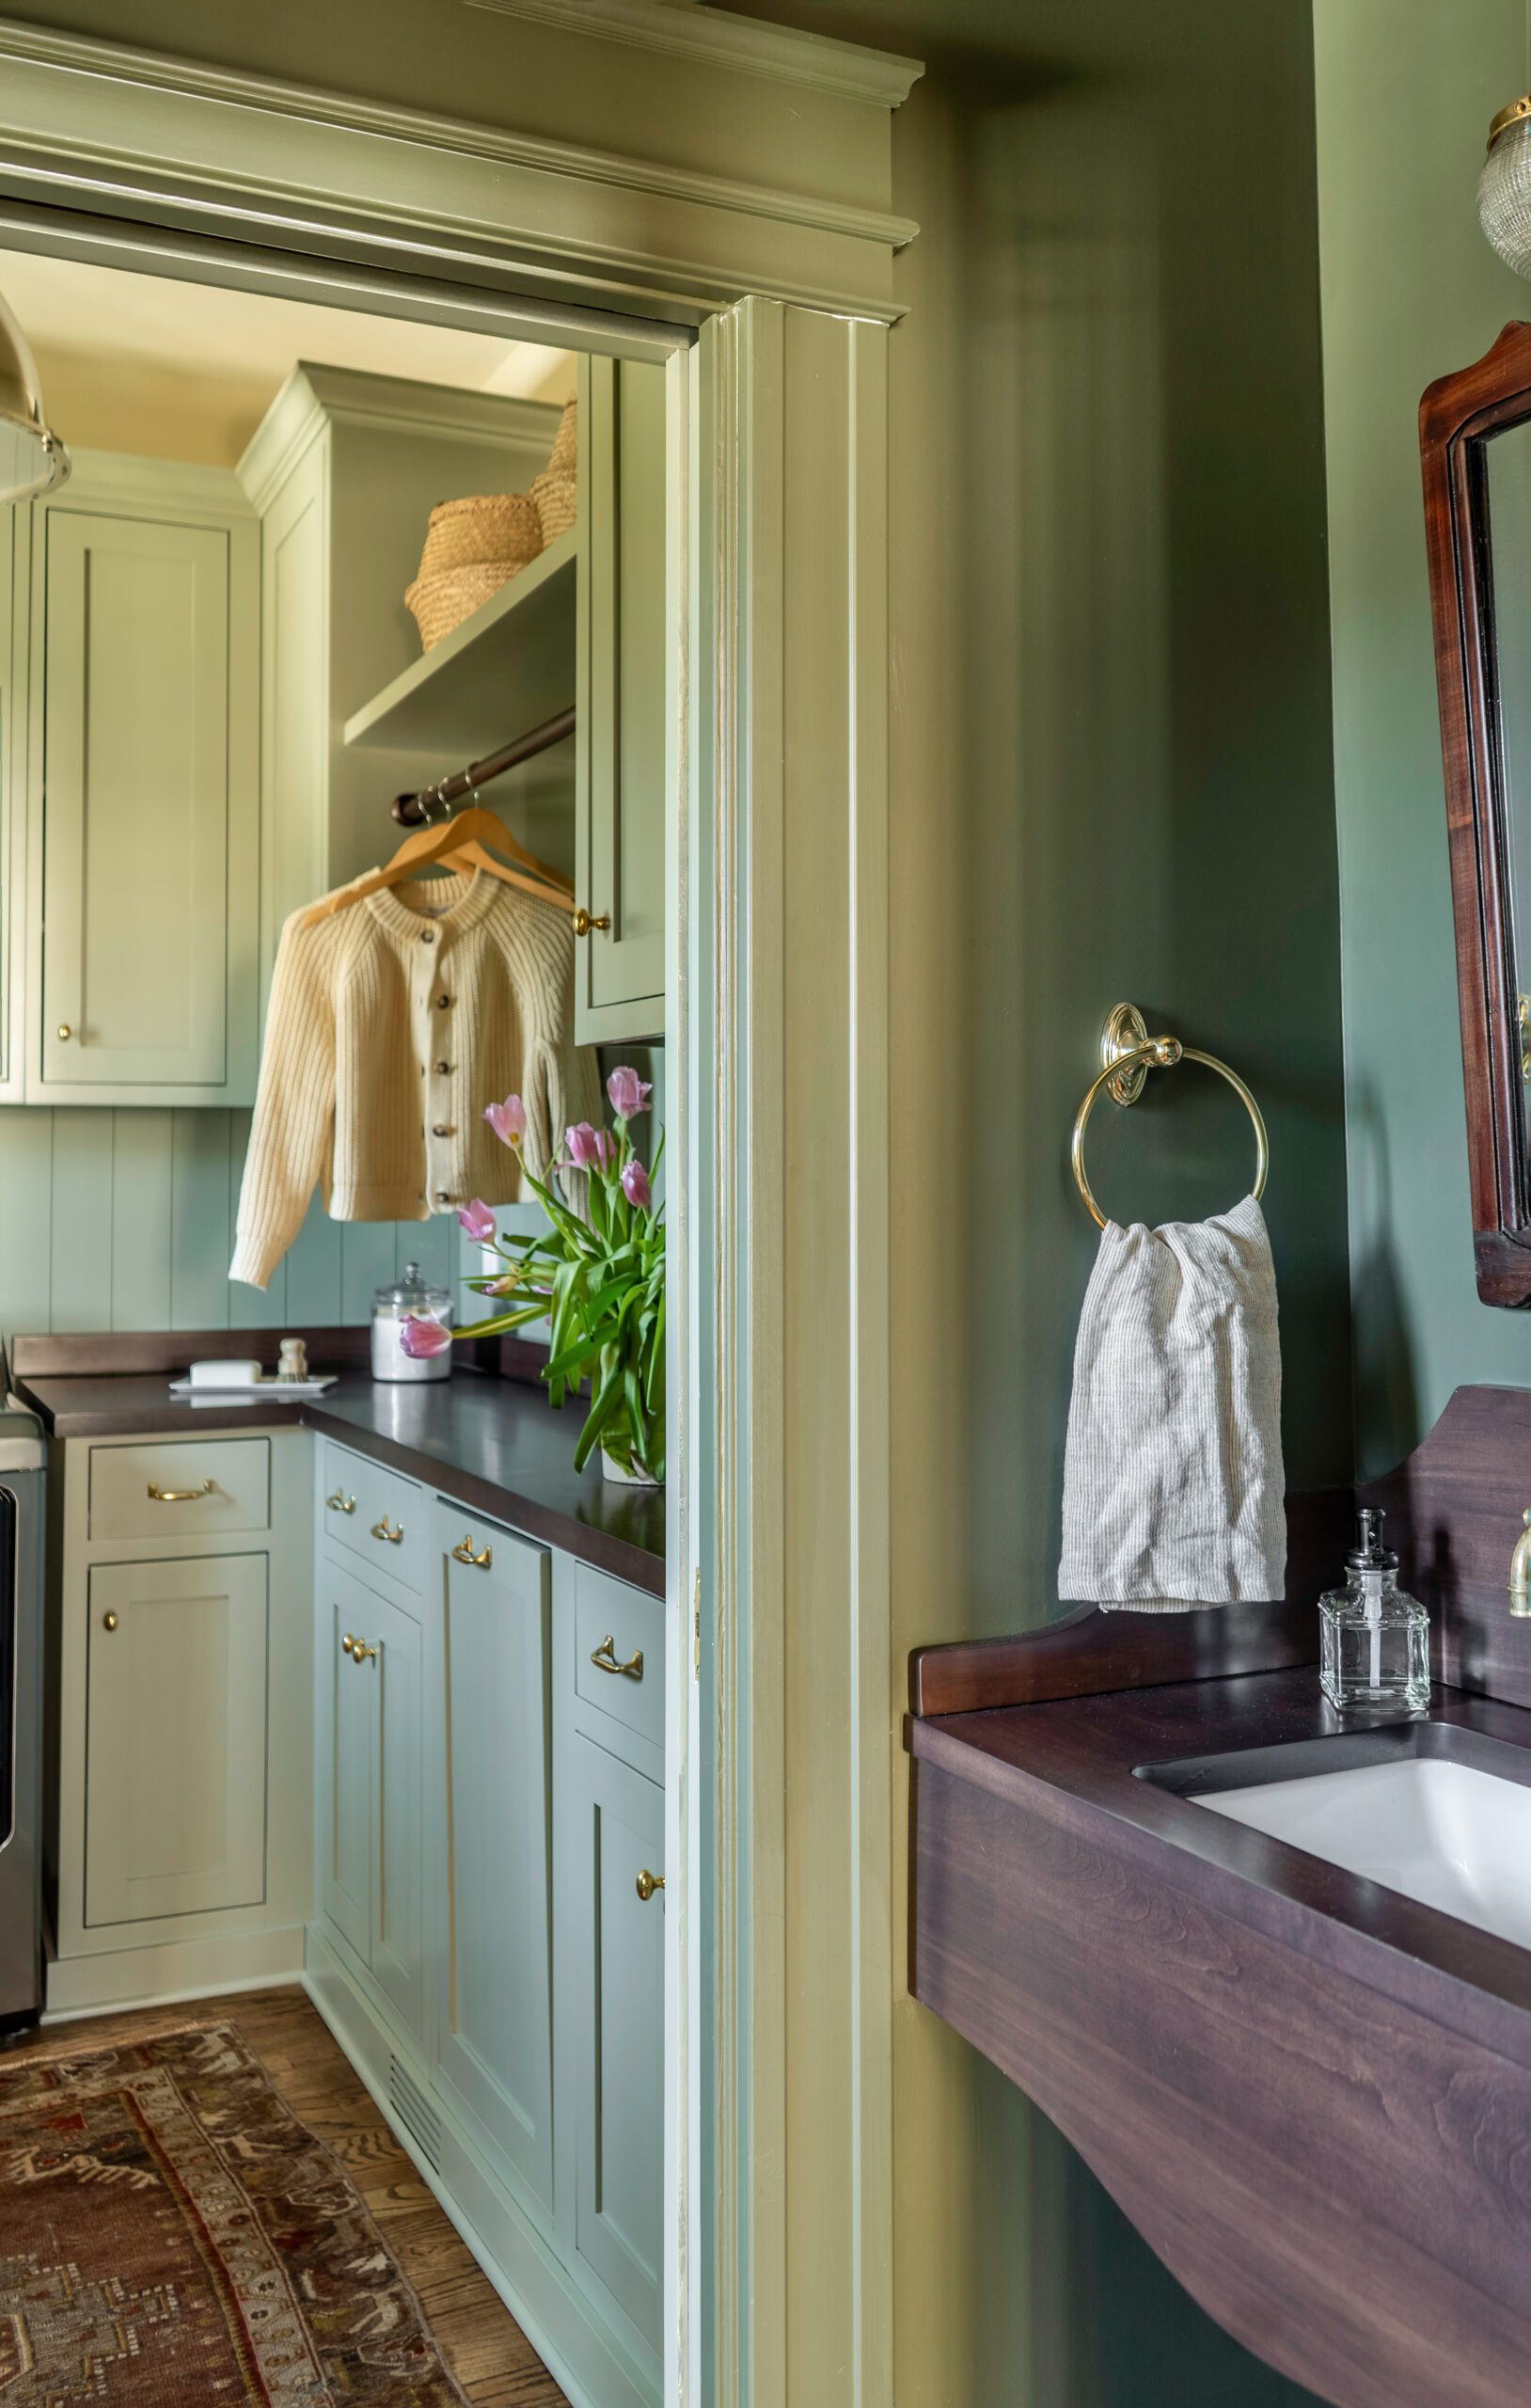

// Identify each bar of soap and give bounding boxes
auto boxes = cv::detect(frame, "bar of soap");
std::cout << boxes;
[188,1358,262,1388]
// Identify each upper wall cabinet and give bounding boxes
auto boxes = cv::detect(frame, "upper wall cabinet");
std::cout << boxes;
[238,366,562,985]
[576,356,667,1046]
[21,455,260,1106]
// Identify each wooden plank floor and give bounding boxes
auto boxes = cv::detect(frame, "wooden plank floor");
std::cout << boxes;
[8,1984,569,2408]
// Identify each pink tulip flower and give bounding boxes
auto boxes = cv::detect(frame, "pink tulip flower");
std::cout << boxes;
[399,1311,453,1359]
[565,1122,605,1171]
[483,1095,527,1147]
[458,1198,497,1244]
[622,1158,653,1212]
[607,1065,653,1120]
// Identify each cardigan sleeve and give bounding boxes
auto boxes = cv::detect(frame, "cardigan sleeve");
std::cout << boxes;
[229,910,338,1289]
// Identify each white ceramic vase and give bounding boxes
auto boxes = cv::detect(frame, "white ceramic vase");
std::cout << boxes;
[600,1447,663,1487]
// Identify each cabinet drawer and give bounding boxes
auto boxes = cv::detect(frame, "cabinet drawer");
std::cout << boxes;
[319,1441,423,1591]
[89,1438,271,1542]
[575,1563,665,1764]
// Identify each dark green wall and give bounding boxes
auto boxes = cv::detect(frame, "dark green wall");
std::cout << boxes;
[751,1,1348,2401]
[1315,0,1531,1478]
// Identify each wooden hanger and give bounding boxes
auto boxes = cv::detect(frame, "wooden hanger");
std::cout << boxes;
[301,805,576,928]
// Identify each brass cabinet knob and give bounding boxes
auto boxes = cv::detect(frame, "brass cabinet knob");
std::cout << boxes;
[572,908,611,939]
[102,1610,118,1633]
[636,1868,665,1903]
[370,1514,404,1544]
[342,1632,355,1657]
[326,1490,356,1514]
[590,1633,644,1681]
[56,1023,71,1041]
[353,1639,378,1664]
[450,1533,493,1568]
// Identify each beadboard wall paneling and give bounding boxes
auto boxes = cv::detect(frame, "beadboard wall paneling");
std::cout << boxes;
[0,1105,461,1344]
[0,1043,661,1344]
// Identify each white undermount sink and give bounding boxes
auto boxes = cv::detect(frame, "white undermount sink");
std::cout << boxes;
[1194,1754,1531,1950]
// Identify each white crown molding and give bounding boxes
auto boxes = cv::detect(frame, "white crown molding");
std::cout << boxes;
[463,0,923,110]
[0,20,919,257]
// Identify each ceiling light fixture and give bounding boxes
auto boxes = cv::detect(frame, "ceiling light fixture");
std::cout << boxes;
[0,288,67,503]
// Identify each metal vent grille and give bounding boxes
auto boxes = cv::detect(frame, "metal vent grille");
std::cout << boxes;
[388,2054,443,2172]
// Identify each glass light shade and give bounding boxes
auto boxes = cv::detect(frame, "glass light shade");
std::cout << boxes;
[1481,105,1531,277]
[0,288,67,504]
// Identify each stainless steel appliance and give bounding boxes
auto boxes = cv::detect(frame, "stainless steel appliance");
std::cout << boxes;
[0,1403,43,2038]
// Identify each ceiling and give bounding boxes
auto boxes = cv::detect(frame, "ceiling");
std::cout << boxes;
[0,245,576,467]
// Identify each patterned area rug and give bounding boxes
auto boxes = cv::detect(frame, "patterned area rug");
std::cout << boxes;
[0,2021,471,2402]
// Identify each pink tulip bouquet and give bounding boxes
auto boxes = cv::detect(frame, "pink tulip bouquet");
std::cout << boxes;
[401,1065,664,1483]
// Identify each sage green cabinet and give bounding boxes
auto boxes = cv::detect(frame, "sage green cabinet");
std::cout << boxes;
[565,1730,666,2359]
[239,367,562,969]
[315,1545,429,2055]
[431,1504,555,2210]
[25,454,260,1104]
[85,1551,269,1927]
[576,356,667,1044]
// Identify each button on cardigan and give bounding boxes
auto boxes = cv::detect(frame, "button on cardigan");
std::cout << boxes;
[229,869,601,1291]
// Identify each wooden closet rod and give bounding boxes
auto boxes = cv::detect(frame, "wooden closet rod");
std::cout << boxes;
[391,705,576,827]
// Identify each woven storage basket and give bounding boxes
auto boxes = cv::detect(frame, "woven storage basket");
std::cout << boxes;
[531,463,576,544]
[418,491,542,578]
[548,395,577,473]
[405,562,520,653]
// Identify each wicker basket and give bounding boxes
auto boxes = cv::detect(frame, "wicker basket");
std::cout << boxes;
[531,463,576,544]
[405,562,520,653]
[418,491,542,579]
[548,395,577,473]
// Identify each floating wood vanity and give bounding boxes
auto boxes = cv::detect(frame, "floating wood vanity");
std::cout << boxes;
[908,1386,1531,2408]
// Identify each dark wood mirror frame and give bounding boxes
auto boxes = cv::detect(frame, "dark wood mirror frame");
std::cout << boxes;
[1421,321,1531,1306]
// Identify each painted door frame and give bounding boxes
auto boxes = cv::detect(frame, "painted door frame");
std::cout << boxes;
[0,18,916,2406]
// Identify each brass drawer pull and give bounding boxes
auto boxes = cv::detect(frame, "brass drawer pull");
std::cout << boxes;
[450,1534,494,1569]
[371,1514,405,1544]
[636,1868,665,1903]
[326,1490,356,1514]
[147,1479,215,1503]
[590,1634,643,1681]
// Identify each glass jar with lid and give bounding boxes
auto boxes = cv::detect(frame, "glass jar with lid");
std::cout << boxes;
[371,1259,453,1383]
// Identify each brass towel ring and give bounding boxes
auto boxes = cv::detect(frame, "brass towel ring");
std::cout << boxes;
[1071,1002,1269,1231]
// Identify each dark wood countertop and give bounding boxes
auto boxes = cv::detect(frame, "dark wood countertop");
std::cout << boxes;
[15,1365,665,1596]
[910,1669,1531,2047]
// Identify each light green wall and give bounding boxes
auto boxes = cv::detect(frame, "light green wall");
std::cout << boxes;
[1314,0,1531,1478]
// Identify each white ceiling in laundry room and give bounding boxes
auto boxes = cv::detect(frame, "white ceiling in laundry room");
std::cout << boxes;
[0,245,576,466]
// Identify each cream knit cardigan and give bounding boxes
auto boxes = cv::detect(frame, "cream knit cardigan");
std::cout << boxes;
[230,868,601,1290]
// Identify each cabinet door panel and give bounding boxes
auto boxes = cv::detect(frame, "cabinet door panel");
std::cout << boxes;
[317,1560,374,1965]
[569,1732,665,2351]
[435,1526,553,2206]
[371,1588,426,2050]
[576,356,666,1042]
[40,509,231,1087]
[86,1553,267,1925]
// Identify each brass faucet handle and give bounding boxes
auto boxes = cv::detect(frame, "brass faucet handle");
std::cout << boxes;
[1508,1507,1531,1618]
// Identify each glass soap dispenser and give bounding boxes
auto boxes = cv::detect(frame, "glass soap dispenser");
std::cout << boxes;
[1319,1508,1430,1714]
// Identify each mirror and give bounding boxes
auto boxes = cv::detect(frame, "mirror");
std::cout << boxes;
[1420,323,1531,1303]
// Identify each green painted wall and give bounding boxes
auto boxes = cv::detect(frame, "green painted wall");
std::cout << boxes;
[746,0,1348,2400]
[1314,0,1531,1478]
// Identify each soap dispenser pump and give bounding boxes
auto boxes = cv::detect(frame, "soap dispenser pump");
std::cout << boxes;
[1318,1508,1430,1714]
